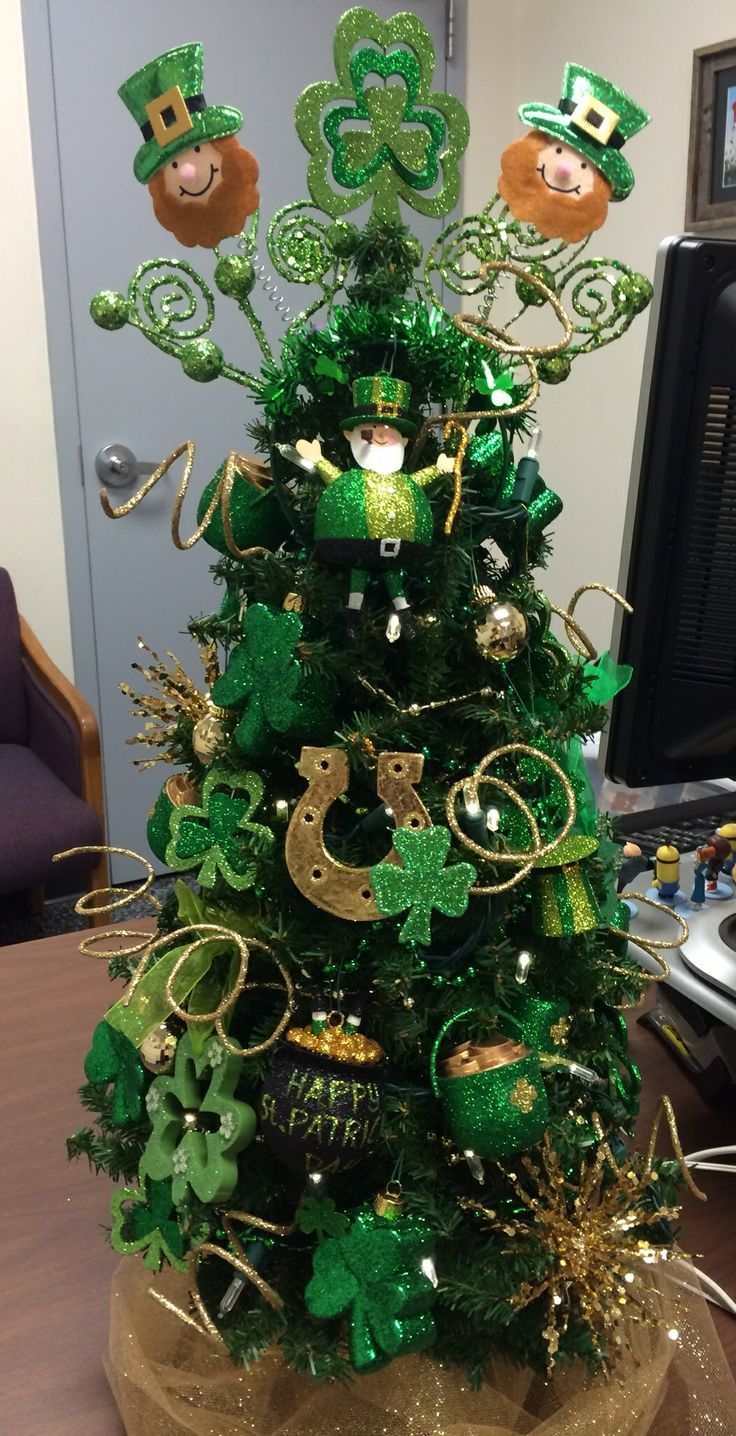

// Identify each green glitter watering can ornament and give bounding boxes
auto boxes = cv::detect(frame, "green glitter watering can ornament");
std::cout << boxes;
[430,1007,549,1173]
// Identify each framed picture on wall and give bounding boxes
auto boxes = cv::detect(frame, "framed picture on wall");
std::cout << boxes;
[686,38,736,230]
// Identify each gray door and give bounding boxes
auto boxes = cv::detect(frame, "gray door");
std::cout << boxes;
[24,0,465,882]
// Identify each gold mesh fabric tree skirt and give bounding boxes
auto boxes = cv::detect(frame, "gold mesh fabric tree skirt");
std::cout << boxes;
[106,1258,736,1436]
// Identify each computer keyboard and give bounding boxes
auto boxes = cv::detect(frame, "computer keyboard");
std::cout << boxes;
[616,811,736,859]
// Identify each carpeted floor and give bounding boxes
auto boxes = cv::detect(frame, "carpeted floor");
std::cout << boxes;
[0,877,178,947]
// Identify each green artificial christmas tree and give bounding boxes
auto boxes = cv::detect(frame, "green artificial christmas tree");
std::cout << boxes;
[65,12,709,1428]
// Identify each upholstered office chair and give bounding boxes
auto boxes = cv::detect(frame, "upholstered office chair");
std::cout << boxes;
[0,568,107,916]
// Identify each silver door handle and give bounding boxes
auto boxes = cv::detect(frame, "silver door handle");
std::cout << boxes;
[95,444,157,488]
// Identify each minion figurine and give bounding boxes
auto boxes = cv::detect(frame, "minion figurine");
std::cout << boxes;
[650,843,682,905]
[717,821,736,876]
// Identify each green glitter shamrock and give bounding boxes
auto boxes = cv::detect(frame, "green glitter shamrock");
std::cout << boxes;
[139,1032,256,1206]
[370,826,477,945]
[110,1178,187,1272]
[295,8,468,221]
[165,767,273,891]
[84,1020,147,1126]
[211,603,303,757]
[305,1205,437,1372]
[296,1195,350,1242]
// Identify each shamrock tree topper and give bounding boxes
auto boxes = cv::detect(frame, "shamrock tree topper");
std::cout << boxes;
[295,7,469,221]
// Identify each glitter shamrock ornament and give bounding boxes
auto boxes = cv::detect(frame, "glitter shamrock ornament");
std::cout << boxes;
[370,826,476,944]
[259,1009,384,1174]
[211,603,331,756]
[118,43,260,249]
[110,1178,187,1272]
[164,767,274,891]
[84,1020,148,1126]
[430,1008,549,1163]
[140,1032,256,1206]
[305,1188,437,1372]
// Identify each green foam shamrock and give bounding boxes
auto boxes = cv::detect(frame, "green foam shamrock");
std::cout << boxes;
[211,604,303,757]
[295,8,468,221]
[296,1195,350,1241]
[139,1032,256,1206]
[84,1020,146,1126]
[370,826,476,945]
[110,1178,187,1272]
[165,767,273,891]
[305,1205,437,1372]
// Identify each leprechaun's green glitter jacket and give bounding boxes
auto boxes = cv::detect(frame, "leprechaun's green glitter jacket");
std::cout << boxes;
[313,457,444,545]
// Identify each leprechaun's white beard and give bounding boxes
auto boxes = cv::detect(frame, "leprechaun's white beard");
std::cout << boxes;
[348,435,406,475]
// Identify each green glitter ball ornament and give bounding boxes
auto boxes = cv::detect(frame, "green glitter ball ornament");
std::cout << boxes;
[326,220,360,258]
[612,271,653,315]
[538,354,572,385]
[90,290,129,330]
[515,264,556,308]
[214,254,256,300]
[180,339,224,382]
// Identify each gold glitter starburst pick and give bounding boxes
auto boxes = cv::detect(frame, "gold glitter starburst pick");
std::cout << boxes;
[120,638,221,768]
[461,1101,705,1369]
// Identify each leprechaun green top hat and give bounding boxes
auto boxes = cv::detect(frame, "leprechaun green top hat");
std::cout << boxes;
[119,42,243,184]
[341,375,419,437]
[518,62,650,201]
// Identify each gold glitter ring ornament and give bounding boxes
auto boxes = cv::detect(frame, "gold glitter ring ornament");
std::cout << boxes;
[99,440,275,559]
[431,1007,549,1161]
[453,258,574,358]
[446,743,576,895]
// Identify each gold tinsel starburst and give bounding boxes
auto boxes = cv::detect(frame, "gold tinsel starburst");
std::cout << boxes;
[462,1102,705,1369]
[120,638,221,769]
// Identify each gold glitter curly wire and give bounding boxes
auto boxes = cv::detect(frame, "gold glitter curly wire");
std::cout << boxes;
[446,743,577,895]
[441,418,470,534]
[551,583,633,661]
[608,890,689,992]
[358,676,496,715]
[99,440,274,559]
[454,258,574,358]
[53,844,161,918]
[644,1095,706,1201]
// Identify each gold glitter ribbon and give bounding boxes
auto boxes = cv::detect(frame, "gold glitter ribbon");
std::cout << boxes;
[149,1208,298,1345]
[609,891,690,991]
[441,419,469,535]
[446,743,576,895]
[549,582,633,662]
[458,259,574,358]
[98,440,274,559]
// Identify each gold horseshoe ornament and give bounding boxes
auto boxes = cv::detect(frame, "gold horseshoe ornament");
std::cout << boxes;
[284,747,431,921]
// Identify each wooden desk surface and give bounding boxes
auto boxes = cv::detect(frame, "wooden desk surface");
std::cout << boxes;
[1,926,733,1434]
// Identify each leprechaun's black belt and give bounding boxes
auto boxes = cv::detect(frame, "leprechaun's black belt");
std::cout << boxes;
[316,537,429,568]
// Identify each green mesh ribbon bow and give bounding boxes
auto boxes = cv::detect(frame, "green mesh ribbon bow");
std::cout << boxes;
[305,1205,437,1372]
[371,826,476,945]
[84,1019,147,1126]
[110,1178,187,1272]
[582,649,633,705]
[211,604,304,757]
[295,8,468,221]
[165,767,273,891]
[139,1032,256,1206]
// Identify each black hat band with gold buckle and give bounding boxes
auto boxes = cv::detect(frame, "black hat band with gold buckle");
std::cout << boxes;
[559,95,624,150]
[142,86,207,146]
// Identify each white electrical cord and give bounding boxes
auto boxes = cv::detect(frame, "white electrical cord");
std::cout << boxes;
[670,1146,736,1317]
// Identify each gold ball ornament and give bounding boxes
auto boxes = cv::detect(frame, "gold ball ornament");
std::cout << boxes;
[192,709,226,765]
[474,597,528,663]
[139,1023,178,1074]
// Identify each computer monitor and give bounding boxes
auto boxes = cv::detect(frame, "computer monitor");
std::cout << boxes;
[604,234,736,790]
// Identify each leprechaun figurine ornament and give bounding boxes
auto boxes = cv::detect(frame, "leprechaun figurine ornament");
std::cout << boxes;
[119,42,260,248]
[499,62,650,242]
[285,375,453,639]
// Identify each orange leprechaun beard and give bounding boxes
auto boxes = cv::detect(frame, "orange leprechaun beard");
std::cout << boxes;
[498,132,611,242]
[148,136,260,249]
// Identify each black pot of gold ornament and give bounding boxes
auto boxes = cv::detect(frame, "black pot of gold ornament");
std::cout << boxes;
[259,1020,384,1174]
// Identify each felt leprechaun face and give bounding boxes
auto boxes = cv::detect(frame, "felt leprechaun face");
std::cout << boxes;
[343,423,409,476]
[148,135,259,249]
[499,130,611,242]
